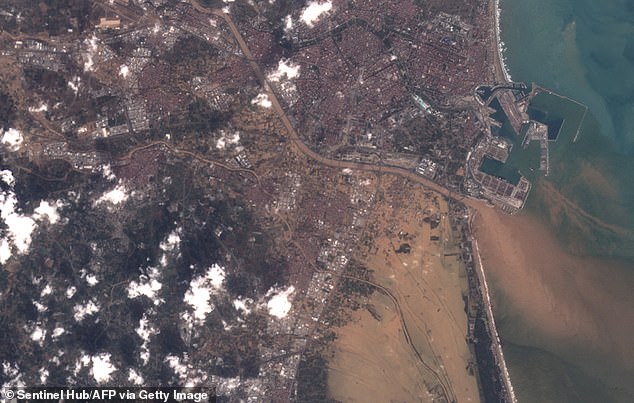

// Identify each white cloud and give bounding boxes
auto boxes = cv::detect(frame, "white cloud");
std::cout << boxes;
[91,353,116,384]
[0,188,36,257]
[1,207,35,253]
[136,315,153,342]
[84,57,93,72]
[85,273,99,286]
[0,171,13,264]
[30,326,46,346]
[52,327,65,339]
[165,355,188,379]
[284,15,293,31]
[251,93,272,108]
[28,103,48,113]
[136,314,157,366]
[159,230,181,253]
[74,353,92,376]
[300,1,332,27]
[1,361,22,390]
[33,300,47,313]
[95,185,128,206]
[66,286,77,299]
[128,231,180,305]
[207,264,226,289]
[268,59,300,82]
[216,137,226,150]
[119,64,129,78]
[233,298,252,315]
[0,172,63,263]
[128,368,144,385]
[0,239,11,265]
[266,285,295,318]
[68,77,80,94]
[83,35,99,72]
[215,131,240,150]
[40,284,53,297]
[0,170,14,186]
[0,128,23,151]
[127,266,163,305]
[101,164,116,181]
[39,368,49,384]
[183,264,225,324]
[164,355,208,387]
[73,300,100,321]
[33,200,62,224]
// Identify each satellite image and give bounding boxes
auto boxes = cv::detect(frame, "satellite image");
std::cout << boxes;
[1,0,634,402]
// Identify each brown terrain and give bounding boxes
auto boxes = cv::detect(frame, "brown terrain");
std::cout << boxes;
[327,177,480,403]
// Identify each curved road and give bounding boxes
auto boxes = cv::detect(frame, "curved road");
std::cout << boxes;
[189,0,469,205]
[339,274,456,403]
[187,4,509,403]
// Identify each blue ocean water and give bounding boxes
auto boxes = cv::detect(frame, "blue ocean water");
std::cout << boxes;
[496,0,634,401]
[501,0,634,154]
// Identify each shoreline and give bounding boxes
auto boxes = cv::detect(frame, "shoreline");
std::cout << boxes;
[470,211,517,403]
[492,0,512,83]
[478,1,516,399]
[471,200,634,401]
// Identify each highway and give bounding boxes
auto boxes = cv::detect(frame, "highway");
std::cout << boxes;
[183,4,513,402]
[189,0,467,205]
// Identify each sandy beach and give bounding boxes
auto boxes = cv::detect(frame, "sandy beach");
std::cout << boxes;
[490,0,511,83]
[472,203,634,396]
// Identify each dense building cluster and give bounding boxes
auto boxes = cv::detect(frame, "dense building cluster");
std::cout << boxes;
[0,0,523,401]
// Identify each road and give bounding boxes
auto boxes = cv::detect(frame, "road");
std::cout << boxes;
[185,4,510,402]
[339,273,457,403]
[189,0,468,205]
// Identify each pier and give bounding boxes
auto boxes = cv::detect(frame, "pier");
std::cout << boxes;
[465,134,531,214]
[531,84,589,143]
[521,120,549,175]
[496,89,528,135]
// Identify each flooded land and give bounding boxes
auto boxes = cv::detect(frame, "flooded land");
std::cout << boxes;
[326,178,481,403]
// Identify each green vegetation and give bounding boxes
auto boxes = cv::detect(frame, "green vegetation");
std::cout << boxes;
[296,353,335,403]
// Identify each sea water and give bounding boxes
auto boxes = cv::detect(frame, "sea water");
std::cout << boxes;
[497,0,634,401]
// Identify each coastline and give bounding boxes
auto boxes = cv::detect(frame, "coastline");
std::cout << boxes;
[466,221,517,403]
[472,201,634,401]
[468,0,516,400]
[469,209,517,403]
[492,0,512,83]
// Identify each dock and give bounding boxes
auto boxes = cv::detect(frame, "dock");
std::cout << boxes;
[495,89,528,135]
[521,120,549,175]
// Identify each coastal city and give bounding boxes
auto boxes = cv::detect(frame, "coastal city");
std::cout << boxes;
[0,0,600,402]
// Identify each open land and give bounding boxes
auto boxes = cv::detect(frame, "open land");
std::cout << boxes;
[327,177,480,403]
